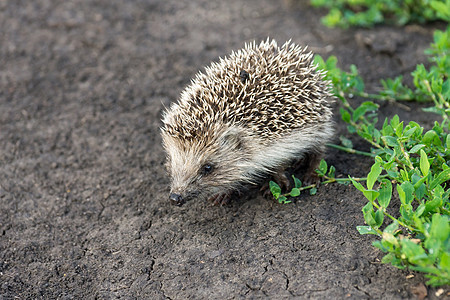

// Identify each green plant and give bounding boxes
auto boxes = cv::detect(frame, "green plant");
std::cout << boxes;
[310,0,450,28]
[270,26,450,286]
[320,27,450,286]
[344,115,450,286]
[315,25,450,127]
[269,160,380,204]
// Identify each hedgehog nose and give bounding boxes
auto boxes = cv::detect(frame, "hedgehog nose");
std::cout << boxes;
[169,193,185,206]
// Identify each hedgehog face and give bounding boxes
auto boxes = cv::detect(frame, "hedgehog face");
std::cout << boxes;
[162,126,250,206]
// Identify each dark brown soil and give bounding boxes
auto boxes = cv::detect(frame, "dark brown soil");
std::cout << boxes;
[0,0,447,299]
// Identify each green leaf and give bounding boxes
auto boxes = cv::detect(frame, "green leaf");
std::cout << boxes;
[328,165,336,178]
[439,252,450,270]
[290,188,300,197]
[431,1,450,20]
[313,54,326,68]
[339,135,353,148]
[373,128,381,143]
[400,182,414,205]
[383,221,399,234]
[400,204,413,223]
[269,181,281,199]
[429,214,449,242]
[363,190,380,202]
[381,119,394,136]
[408,121,421,130]
[413,174,428,190]
[375,209,384,228]
[382,232,399,247]
[378,179,392,208]
[357,225,378,235]
[446,134,450,149]
[340,108,351,123]
[430,168,450,189]
[390,115,400,128]
[382,253,404,268]
[362,202,377,227]
[423,195,443,215]
[432,121,443,135]
[413,214,424,232]
[322,8,344,28]
[395,122,404,137]
[310,187,317,195]
[382,136,399,147]
[350,177,366,192]
[373,240,386,251]
[403,127,416,137]
[292,175,302,189]
[397,184,406,205]
[278,195,290,204]
[415,182,426,200]
[367,161,382,190]
[400,239,427,265]
[409,144,425,153]
[318,159,328,175]
[400,169,409,182]
[352,101,378,121]
[325,55,338,69]
[347,124,357,134]
[420,149,430,177]
[423,130,440,146]
[423,106,444,115]
[415,204,426,217]
[387,170,399,179]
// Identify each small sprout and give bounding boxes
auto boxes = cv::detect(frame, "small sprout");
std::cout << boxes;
[328,165,336,178]
[290,188,300,197]
[292,175,302,189]
[318,159,328,176]
[278,195,291,204]
[269,181,292,204]
[269,181,281,199]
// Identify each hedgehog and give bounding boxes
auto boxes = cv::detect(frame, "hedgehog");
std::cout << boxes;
[161,39,334,206]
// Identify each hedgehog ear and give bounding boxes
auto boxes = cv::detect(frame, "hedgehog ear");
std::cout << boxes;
[219,127,245,151]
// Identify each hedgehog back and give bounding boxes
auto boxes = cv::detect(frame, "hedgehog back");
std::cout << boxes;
[162,39,333,144]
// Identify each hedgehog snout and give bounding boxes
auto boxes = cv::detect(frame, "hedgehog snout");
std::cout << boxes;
[169,193,185,206]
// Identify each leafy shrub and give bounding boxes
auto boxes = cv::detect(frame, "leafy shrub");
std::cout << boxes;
[270,26,450,286]
[310,0,450,28]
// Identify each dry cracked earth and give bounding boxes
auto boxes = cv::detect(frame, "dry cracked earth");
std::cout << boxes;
[0,0,448,299]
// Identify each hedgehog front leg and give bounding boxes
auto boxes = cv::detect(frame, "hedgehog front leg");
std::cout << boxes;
[260,169,292,199]
[209,192,232,206]
[302,150,323,186]
[273,170,292,190]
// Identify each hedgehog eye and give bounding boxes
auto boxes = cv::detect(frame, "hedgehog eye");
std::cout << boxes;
[201,163,214,176]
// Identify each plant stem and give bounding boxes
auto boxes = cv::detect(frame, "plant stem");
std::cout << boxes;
[370,200,416,232]
[327,143,376,157]
[281,174,389,197]
[398,141,415,170]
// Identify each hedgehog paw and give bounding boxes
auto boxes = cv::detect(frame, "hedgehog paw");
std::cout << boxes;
[260,170,292,199]
[260,184,273,199]
[209,192,232,206]
[302,150,323,187]
[274,171,292,191]
[303,171,321,187]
